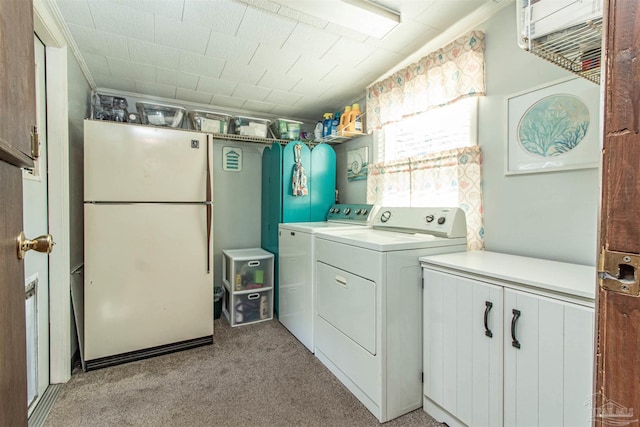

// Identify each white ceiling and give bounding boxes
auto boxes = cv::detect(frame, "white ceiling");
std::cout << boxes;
[52,0,509,122]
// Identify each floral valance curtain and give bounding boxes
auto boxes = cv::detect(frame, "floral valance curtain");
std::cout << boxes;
[366,31,486,132]
[366,146,485,250]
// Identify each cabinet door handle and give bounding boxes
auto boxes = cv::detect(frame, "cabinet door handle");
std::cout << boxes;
[511,309,521,349]
[484,301,493,338]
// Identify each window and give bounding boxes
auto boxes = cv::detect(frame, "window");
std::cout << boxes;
[378,97,478,163]
[365,31,486,250]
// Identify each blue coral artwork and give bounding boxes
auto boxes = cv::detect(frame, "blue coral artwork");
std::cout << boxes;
[506,77,600,175]
[518,95,589,157]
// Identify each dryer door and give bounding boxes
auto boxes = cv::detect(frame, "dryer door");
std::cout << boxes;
[316,261,376,355]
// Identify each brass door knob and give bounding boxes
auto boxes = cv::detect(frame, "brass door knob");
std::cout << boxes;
[17,231,54,260]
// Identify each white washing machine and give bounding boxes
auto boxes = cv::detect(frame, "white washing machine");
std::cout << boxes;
[313,207,468,423]
[278,203,377,352]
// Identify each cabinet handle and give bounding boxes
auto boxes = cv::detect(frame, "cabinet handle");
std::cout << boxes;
[247,293,260,300]
[511,309,521,349]
[484,301,493,338]
[248,261,260,267]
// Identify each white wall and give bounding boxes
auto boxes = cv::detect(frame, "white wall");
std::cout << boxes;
[333,133,372,204]
[211,139,263,288]
[68,53,89,271]
[67,48,91,362]
[336,3,599,267]
[478,4,599,266]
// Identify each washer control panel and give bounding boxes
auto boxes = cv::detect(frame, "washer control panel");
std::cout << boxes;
[327,204,377,224]
[373,207,467,238]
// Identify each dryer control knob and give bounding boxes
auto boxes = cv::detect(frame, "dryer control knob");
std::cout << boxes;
[437,216,446,225]
[361,209,368,215]
[380,211,391,223]
[425,215,435,223]
[355,209,362,215]
[344,208,351,215]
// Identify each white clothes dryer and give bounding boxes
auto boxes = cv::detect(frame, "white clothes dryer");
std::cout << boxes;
[313,207,468,423]
[278,204,377,352]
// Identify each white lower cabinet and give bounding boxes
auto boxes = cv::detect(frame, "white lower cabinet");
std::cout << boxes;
[423,266,594,427]
[424,270,503,427]
[504,289,595,427]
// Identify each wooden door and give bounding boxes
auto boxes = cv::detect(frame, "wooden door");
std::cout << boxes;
[595,0,640,424]
[0,0,36,425]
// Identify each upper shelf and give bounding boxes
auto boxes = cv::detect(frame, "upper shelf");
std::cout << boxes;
[518,0,603,85]
[315,130,367,145]
[526,18,603,85]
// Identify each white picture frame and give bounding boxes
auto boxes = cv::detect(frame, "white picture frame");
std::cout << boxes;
[505,77,600,175]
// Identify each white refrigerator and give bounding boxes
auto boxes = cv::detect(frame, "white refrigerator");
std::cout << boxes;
[83,120,214,369]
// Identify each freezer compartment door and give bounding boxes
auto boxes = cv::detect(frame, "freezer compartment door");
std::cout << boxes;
[84,120,212,202]
[84,203,213,361]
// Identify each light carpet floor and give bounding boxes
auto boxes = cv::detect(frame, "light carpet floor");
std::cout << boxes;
[44,318,442,427]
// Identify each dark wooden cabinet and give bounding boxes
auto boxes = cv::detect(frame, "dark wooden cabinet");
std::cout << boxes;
[0,0,36,167]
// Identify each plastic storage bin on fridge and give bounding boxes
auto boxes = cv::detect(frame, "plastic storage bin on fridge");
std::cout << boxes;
[188,110,231,133]
[136,102,186,127]
[222,248,274,326]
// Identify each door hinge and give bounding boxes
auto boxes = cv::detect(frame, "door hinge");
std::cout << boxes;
[598,249,640,296]
[31,126,40,159]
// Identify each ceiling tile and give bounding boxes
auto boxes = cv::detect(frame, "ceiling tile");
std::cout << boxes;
[220,62,266,86]
[179,52,225,78]
[290,78,334,97]
[55,0,94,27]
[320,37,377,67]
[364,20,440,56]
[414,1,487,31]
[232,83,272,102]
[323,23,369,42]
[281,23,340,59]
[67,24,130,60]
[154,14,211,54]
[157,68,199,91]
[135,80,177,98]
[264,89,302,106]
[242,99,276,114]
[235,7,296,50]
[81,52,109,74]
[277,6,328,28]
[106,57,156,81]
[197,76,237,96]
[235,0,281,14]
[270,104,305,118]
[211,94,247,109]
[287,57,337,81]
[109,0,186,20]
[248,44,300,75]
[205,31,259,64]
[128,39,180,69]
[183,0,247,35]
[176,88,214,104]
[87,1,154,43]
[257,71,301,92]
[93,73,137,93]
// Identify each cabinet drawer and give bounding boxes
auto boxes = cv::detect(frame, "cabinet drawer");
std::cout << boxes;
[223,287,273,327]
[222,248,274,292]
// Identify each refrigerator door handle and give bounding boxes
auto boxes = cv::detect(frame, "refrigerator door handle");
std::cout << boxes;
[206,135,212,274]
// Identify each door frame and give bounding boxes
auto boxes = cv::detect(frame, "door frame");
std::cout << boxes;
[33,0,72,383]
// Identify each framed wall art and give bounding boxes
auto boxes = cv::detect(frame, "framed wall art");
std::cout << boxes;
[347,146,369,181]
[505,77,600,175]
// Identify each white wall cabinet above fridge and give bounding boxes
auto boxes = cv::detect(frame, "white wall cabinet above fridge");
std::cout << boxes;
[421,251,596,427]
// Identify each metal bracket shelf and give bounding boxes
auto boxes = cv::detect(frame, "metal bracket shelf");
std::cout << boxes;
[525,18,603,85]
